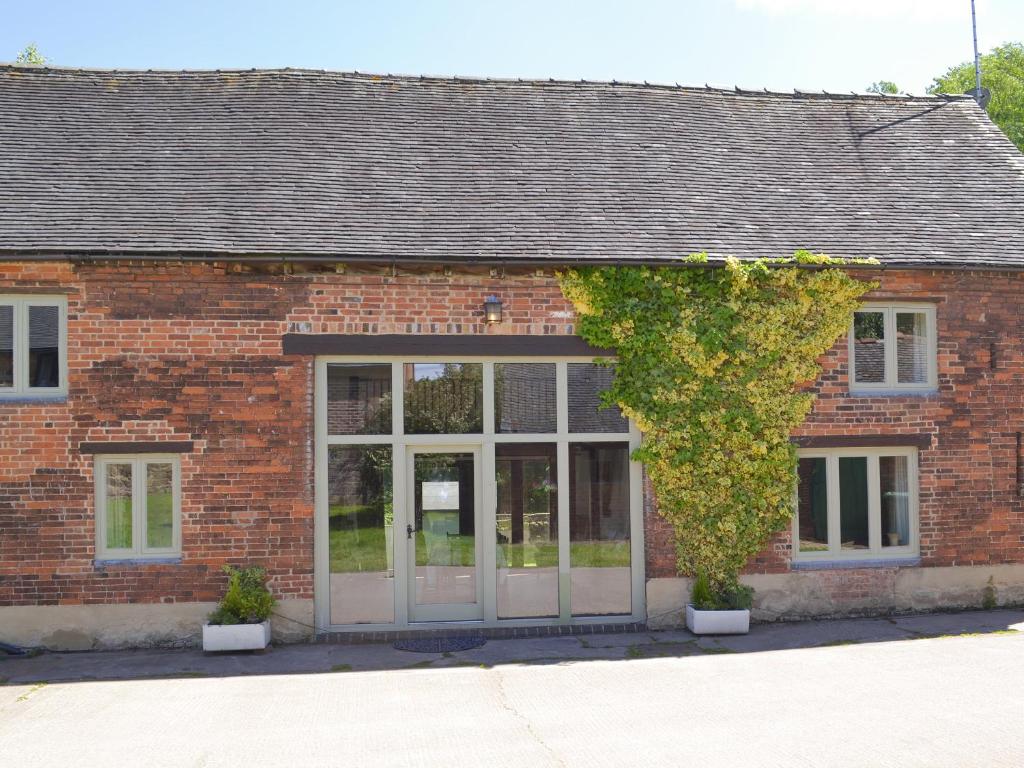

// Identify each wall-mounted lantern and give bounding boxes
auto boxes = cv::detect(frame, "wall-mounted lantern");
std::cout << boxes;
[484,296,503,324]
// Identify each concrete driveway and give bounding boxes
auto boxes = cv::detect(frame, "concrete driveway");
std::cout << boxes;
[2,610,1024,767]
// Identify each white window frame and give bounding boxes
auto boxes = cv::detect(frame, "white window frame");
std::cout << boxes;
[849,303,937,393]
[792,446,919,562]
[94,454,182,560]
[0,295,68,399]
[313,356,645,632]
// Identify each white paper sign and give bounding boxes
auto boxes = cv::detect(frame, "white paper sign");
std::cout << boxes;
[422,481,460,510]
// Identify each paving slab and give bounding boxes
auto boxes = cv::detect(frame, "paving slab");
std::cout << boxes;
[2,608,1023,685]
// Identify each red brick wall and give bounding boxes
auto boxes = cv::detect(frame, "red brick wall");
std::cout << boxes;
[3,261,1024,606]
[0,261,574,607]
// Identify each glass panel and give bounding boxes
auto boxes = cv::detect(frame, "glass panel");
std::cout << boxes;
[569,443,631,616]
[839,457,869,550]
[796,457,829,552]
[328,445,394,624]
[145,463,174,549]
[326,363,392,435]
[0,305,12,388]
[880,456,911,548]
[896,312,929,384]
[494,363,557,434]
[853,311,886,384]
[28,305,59,388]
[104,463,133,550]
[567,363,628,433]
[413,452,477,605]
[404,363,483,434]
[496,444,558,619]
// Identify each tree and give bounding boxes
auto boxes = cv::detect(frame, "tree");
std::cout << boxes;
[929,42,1024,152]
[867,81,900,95]
[14,43,47,66]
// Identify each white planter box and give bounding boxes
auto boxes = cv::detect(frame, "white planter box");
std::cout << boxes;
[685,604,750,635]
[202,620,272,651]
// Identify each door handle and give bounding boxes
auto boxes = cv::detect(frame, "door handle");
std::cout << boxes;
[407,524,415,539]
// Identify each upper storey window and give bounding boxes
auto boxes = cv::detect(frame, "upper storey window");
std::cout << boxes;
[0,296,67,398]
[849,304,936,392]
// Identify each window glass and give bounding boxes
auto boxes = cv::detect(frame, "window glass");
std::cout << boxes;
[853,311,885,384]
[880,455,910,547]
[567,364,628,433]
[796,458,828,552]
[839,457,869,550]
[496,444,558,619]
[326,363,392,435]
[413,452,477,605]
[495,363,556,434]
[896,312,929,384]
[569,442,631,616]
[28,305,60,388]
[145,463,174,549]
[404,363,483,434]
[0,305,12,388]
[328,445,394,624]
[105,463,134,550]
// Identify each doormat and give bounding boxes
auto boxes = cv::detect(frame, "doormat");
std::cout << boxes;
[393,636,486,653]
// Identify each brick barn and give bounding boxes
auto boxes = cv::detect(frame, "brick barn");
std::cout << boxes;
[2,66,1024,648]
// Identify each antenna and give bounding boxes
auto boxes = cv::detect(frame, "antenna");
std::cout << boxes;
[971,0,981,95]
[968,0,990,107]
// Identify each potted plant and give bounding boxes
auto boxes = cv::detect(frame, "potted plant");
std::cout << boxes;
[202,565,276,651]
[685,572,753,635]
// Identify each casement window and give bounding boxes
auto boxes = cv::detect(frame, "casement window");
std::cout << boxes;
[0,296,67,398]
[95,455,181,560]
[793,447,919,561]
[849,304,936,392]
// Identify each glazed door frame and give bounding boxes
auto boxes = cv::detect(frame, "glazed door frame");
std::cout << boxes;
[406,444,485,622]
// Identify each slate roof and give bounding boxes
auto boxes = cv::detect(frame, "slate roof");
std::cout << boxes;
[1,66,1023,268]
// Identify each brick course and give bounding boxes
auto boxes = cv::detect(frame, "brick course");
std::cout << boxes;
[3,261,1023,610]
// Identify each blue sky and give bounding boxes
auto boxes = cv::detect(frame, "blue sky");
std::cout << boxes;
[3,0,1021,94]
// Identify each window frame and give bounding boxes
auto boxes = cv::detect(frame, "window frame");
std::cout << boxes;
[792,446,920,562]
[94,454,182,561]
[313,356,644,632]
[848,303,937,393]
[0,295,68,399]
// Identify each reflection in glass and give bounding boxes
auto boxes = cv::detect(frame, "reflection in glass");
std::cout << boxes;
[796,457,829,552]
[404,364,483,434]
[414,452,477,605]
[328,445,394,624]
[853,311,885,384]
[326,363,392,435]
[896,312,929,384]
[0,305,12,387]
[880,456,910,547]
[28,305,59,388]
[496,444,558,619]
[145,463,174,549]
[495,363,556,434]
[105,463,133,550]
[569,443,631,616]
[567,364,629,433]
[839,457,869,549]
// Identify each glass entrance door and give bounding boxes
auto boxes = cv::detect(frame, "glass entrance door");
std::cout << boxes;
[407,447,483,622]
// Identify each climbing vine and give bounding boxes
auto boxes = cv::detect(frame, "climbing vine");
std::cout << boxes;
[559,252,876,602]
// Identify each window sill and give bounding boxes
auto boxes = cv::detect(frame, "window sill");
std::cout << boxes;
[847,389,938,398]
[94,557,182,568]
[792,556,921,571]
[0,394,68,405]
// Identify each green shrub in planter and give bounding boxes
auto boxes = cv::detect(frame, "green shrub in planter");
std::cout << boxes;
[208,565,276,625]
[691,572,753,611]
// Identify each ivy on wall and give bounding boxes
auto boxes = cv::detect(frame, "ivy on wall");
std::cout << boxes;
[559,252,877,600]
